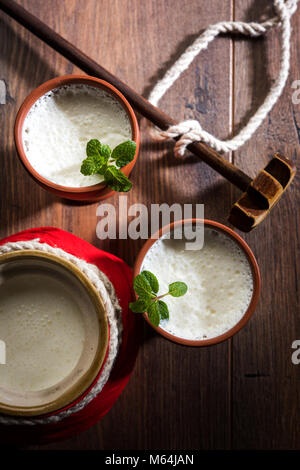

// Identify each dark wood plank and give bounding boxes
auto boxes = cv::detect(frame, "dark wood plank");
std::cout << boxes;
[232,0,300,449]
[0,0,233,450]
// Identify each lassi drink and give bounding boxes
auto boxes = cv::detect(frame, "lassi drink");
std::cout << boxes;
[0,258,99,393]
[141,227,254,340]
[22,84,132,187]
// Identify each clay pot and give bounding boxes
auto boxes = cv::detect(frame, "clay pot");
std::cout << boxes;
[0,250,109,416]
[14,75,140,201]
[133,218,261,346]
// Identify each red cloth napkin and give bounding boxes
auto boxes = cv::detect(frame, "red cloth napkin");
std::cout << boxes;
[0,227,141,444]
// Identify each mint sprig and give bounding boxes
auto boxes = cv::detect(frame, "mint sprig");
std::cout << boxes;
[111,140,137,168]
[129,271,188,327]
[104,166,132,192]
[80,139,136,192]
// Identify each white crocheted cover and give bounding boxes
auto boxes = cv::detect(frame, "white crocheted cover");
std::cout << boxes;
[0,239,123,426]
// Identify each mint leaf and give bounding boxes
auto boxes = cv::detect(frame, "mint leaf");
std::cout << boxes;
[104,166,132,192]
[86,139,102,157]
[133,274,153,300]
[147,301,160,327]
[168,281,188,297]
[96,154,109,171]
[100,144,111,159]
[141,270,159,293]
[81,155,108,176]
[129,299,150,313]
[81,156,98,175]
[86,139,111,163]
[81,139,133,191]
[130,271,188,329]
[157,300,169,320]
[97,163,108,175]
[82,140,110,176]
[111,140,137,168]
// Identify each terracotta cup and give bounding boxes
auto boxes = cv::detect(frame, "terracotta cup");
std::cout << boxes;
[0,250,109,416]
[14,75,140,201]
[133,219,261,346]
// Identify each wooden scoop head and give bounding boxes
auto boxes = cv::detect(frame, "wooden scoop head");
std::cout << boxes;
[228,154,296,232]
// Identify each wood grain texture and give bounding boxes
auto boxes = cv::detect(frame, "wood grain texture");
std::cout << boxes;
[231,0,300,449]
[0,0,299,450]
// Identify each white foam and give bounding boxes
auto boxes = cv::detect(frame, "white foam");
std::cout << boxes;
[22,84,132,187]
[0,271,85,392]
[142,227,254,340]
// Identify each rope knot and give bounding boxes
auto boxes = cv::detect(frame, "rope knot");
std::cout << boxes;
[162,120,204,157]
[148,0,298,156]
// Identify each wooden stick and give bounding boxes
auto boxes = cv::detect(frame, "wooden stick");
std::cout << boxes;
[0,0,252,191]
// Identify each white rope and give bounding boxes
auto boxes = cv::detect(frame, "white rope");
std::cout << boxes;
[148,0,298,155]
[0,239,123,426]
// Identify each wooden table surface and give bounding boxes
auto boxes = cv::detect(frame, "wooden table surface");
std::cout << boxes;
[0,0,299,450]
